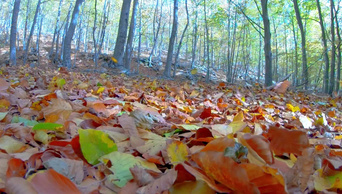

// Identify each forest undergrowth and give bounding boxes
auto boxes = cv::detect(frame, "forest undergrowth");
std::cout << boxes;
[0,43,342,193]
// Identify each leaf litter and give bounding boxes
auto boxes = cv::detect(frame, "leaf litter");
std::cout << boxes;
[0,65,342,193]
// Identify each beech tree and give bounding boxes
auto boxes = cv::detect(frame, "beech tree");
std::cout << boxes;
[163,0,178,78]
[113,0,132,67]
[9,0,21,66]
[62,0,84,68]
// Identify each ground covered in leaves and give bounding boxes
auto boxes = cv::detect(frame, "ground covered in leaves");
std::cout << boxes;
[0,65,342,194]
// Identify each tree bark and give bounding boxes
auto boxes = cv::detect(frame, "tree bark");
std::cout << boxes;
[316,0,330,93]
[163,0,178,78]
[329,0,336,94]
[62,0,84,68]
[335,4,341,92]
[173,0,189,77]
[124,0,139,72]
[23,0,41,65]
[113,0,132,66]
[293,0,308,89]
[10,0,21,66]
[261,0,272,86]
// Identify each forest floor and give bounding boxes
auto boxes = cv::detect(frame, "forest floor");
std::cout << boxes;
[0,40,342,193]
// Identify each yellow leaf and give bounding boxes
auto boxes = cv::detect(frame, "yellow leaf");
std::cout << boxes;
[286,104,300,112]
[233,111,244,122]
[167,141,189,164]
[191,68,198,75]
[97,86,105,94]
[190,90,199,98]
[34,131,49,144]
[111,57,118,63]
[100,73,107,79]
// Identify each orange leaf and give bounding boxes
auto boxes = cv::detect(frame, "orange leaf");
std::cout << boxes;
[6,158,26,178]
[201,137,235,152]
[241,133,274,164]
[267,126,309,156]
[29,169,81,194]
[192,151,258,193]
[273,80,290,94]
[240,163,286,193]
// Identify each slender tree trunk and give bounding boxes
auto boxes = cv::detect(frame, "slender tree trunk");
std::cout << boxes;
[261,0,272,86]
[291,16,299,86]
[204,0,210,82]
[23,0,30,51]
[61,3,73,61]
[316,0,330,93]
[335,4,341,92]
[23,0,41,65]
[93,0,98,68]
[293,0,308,89]
[10,0,21,66]
[163,0,178,78]
[124,0,139,72]
[148,0,163,66]
[113,0,132,66]
[191,0,198,69]
[62,0,84,68]
[329,0,336,94]
[173,0,189,77]
[137,0,142,74]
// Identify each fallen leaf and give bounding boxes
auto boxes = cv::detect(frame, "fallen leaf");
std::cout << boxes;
[78,129,118,165]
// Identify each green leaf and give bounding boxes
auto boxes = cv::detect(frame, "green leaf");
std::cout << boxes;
[224,142,248,163]
[32,123,64,131]
[97,82,103,86]
[163,129,183,137]
[57,78,66,89]
[79,129,117,165]
[100,151,159,187]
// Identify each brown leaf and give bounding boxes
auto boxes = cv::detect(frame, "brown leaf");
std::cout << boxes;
[267,126,309,156]
[6,177,38,194]
[136,169,177,194]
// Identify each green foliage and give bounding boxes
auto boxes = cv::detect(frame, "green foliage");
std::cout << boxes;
[78,129,118,165]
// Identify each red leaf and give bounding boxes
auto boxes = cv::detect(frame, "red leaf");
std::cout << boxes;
[242,133,274,164]
[199,107,212,119]
[6,158,26,178]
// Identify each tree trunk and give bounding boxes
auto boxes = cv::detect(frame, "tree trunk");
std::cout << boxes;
[23,0,30,51]
[10,0,21,66]
[93,0,98,69]
[113,0,132,66]
[163,0,178,78]
[173,0,189,77]
[191,0,198,69]
[316,0,330,93]
[124,0,139,72]
[329,0,336,94]
[62,0,84,68]
[293,0,308,89]
[335,4,341,92]
[291,16,298,86]
[23,0,41,66]
[204,0,210,82]
[137,0,142,74]
[261,0,272,86]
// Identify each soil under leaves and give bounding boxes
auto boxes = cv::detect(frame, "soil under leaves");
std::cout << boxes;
[0,63,342,193]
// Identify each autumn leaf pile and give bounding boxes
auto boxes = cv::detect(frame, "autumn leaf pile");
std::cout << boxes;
[0,65,342,193]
